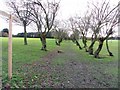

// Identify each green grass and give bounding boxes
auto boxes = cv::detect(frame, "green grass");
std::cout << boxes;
[52,40,118,65]
[1,37,119,88]
[2,37,57,87]
[51,40,118,76]
[79,40,118,61]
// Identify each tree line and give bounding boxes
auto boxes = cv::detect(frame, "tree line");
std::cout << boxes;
[6,0,119,58]
[52,0,120,58]
[70,1,120,58]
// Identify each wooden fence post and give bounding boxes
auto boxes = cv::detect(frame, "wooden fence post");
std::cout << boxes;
[8,14,12,79]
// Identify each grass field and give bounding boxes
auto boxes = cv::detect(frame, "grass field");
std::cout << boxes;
[1,37,119,88]
[2,37,57,72]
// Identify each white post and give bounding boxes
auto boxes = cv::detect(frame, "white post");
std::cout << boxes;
[8,14,12,79]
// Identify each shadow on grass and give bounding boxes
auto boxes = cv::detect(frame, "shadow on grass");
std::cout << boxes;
[98,54,114,59]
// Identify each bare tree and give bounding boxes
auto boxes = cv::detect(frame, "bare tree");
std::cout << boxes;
[29,0,60,51]
[75,13,91,52]
[88,10,102,55]
[69,17,82,50]
[89,0,120,58]
[7,0,32,45]
[52,20,61,46]
[53,20,69,46]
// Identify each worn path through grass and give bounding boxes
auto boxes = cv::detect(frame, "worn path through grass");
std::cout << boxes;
[20,40,118,88]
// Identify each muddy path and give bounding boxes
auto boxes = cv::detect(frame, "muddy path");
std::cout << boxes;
[20,41,118,88]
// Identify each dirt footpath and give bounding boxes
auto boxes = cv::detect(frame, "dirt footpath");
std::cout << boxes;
[21,43,118,88]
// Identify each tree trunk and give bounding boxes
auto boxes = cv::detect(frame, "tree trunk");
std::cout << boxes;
[58,38,62,45]
[75,40,82,50]
[72,39,75,43]
[94,39,104,58]
[82,37,88,52]
[82,37,87,48]
[23,22,27,45]
[88,33,98,55]
[88,40,96,55]
[55,39,60,46]
[40,33,47,51]
[55,38,62,46]
[106,39,113,56]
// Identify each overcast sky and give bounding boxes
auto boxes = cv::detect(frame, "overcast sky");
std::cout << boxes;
[0,0,119,35]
